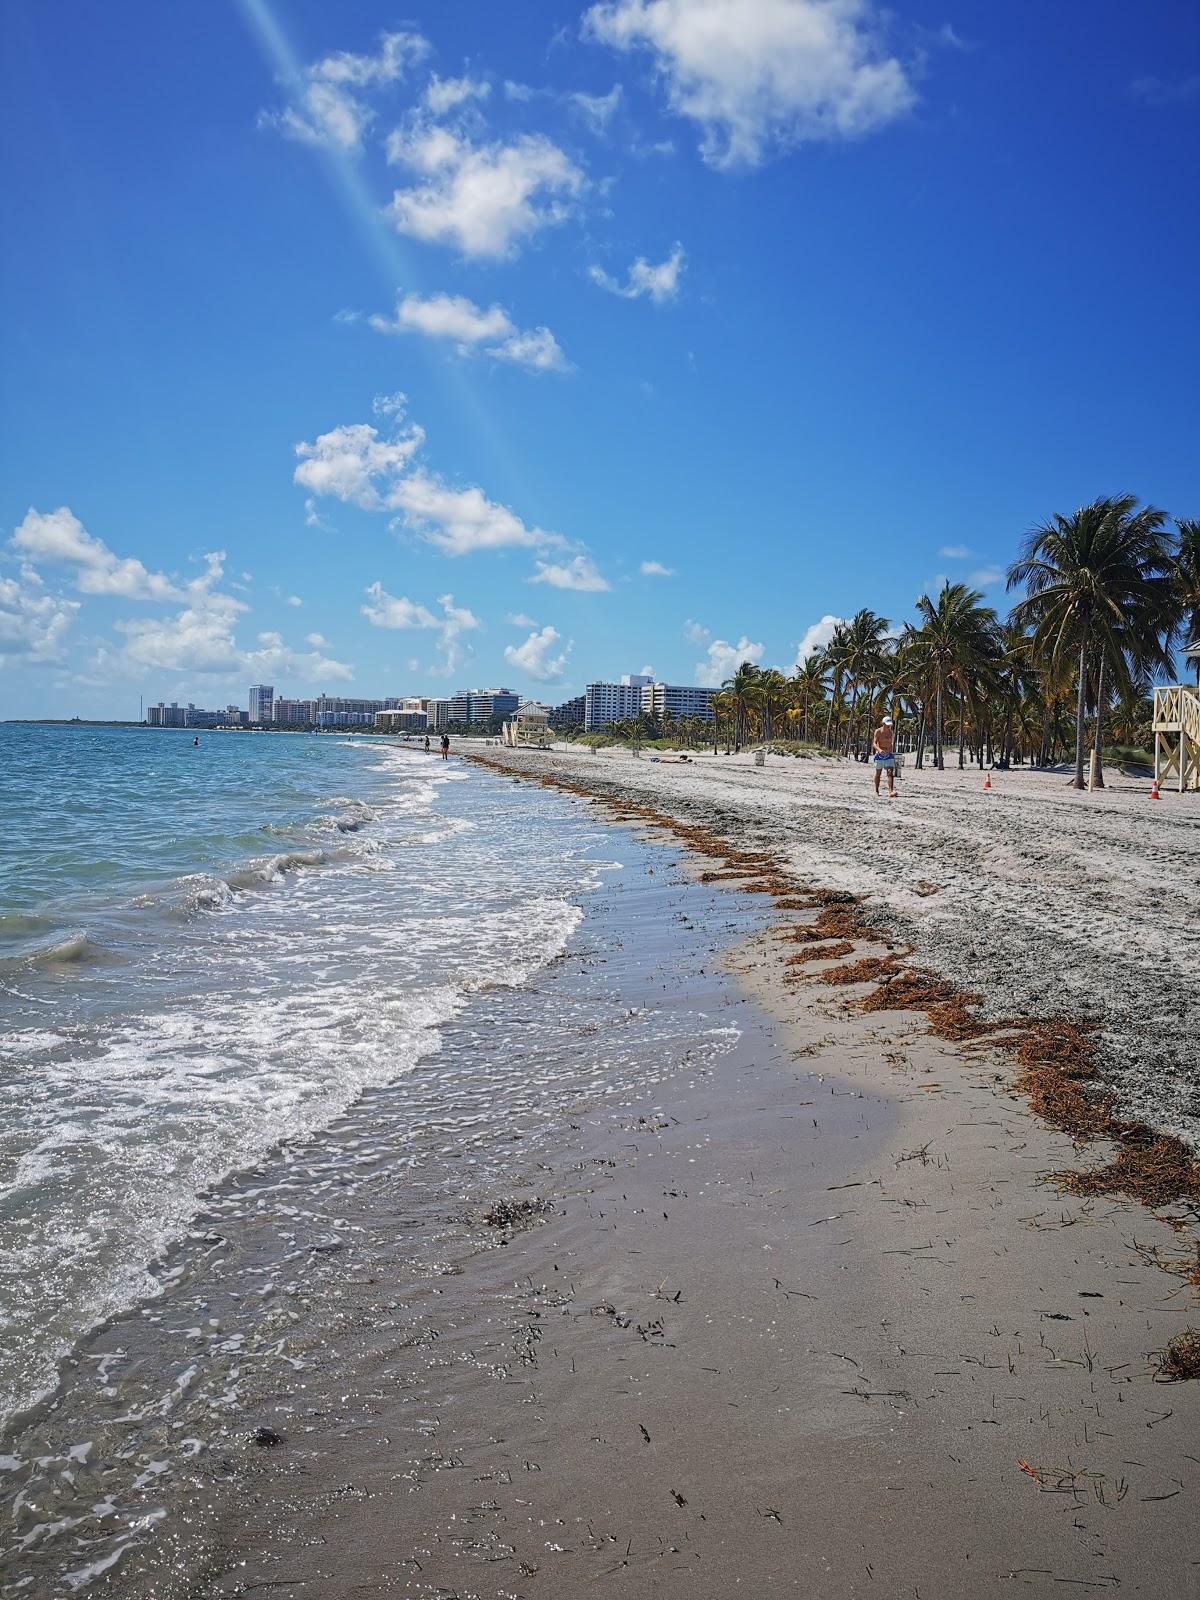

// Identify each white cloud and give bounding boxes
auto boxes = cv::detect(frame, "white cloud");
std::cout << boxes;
[393,472,563,556]
[293,416,425,509]
[386,125,584,259]
[683,618,710,644]
[938,543,972,559]
[503,79,536,102]
[694,631,764,686]
[590,243,685,302]
[507,611,538,627]
[530,554,610,591]
[286,594,302,607]
[969,566,1003,588]
[584,0,915,169]
[640,559,675,576]
[0,570,78,664]
[504,624,569,681]
[304,497,335,532]
[793,612,845,667]
[260,30,430,152]
[295,401,571,558]
[305,632,329,647]
[361,583,480,672]
[11,507,180,600]
[571,83,624,131]
[423,73,490,115]
[368,291,568,372]
[107,552,353,683]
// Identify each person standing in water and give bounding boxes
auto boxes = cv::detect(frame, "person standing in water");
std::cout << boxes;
[872,715,896,797]
[440,733,450,761]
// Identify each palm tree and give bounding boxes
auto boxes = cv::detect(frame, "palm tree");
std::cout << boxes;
[992,620,1032,768]
[758,667,789,743]
[791,656,829,744]
[839,609,890,758]
[910,583,999,769]
[1008,496,1176,788]
[1175,518,1200,684]
[722,661,763,750]
[819,625,852,749]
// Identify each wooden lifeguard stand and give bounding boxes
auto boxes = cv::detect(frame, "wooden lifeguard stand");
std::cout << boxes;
[1153,664,1200,792]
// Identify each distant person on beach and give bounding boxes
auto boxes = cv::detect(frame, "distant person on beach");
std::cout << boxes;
[440,733,450,761]
[424,736,430,753]
[872,716,896,797]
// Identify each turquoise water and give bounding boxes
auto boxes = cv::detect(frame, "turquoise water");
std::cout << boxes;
[0,725,615,1429]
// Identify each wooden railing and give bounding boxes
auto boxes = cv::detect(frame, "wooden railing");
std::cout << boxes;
[1153,684,1200,790]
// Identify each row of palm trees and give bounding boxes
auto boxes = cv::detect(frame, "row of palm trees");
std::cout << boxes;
[714,500,1199,790]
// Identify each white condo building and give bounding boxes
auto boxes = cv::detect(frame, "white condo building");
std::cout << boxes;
[248,684,274,724]
[584,674,653,730]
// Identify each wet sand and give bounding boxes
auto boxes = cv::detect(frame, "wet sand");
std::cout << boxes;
[162,758,1198,1598]
[470,745,1200,1151]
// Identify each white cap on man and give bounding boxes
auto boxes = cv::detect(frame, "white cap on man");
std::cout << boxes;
[883,716,893,726]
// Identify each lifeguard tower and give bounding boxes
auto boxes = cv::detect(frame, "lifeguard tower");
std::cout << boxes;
[502,703,551,749]
[1153,654,1200,792]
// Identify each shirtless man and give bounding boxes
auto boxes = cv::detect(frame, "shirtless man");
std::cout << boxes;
[872,715,896,797]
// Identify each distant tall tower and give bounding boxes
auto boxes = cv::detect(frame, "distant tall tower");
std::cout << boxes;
[248,684,274,724]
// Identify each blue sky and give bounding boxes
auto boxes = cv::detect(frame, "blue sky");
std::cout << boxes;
[2,0,1197,717]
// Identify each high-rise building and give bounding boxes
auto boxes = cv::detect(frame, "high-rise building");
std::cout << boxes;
[584,674,653,730]
[248,684,274,724]
[549,694,585,730]
[449,688,520,725]
[641,682,716,722]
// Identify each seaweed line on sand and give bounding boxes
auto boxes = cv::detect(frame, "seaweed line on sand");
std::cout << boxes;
[467,755,1200,1235]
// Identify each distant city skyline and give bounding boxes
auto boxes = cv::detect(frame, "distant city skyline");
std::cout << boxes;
[2,1,1197,718]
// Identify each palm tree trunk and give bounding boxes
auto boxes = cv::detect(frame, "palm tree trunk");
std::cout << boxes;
[1072,632,1089,789]
[935,677,944,770]
[1091,654,1107,789]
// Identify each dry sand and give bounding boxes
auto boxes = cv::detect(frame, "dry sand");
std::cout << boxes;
[475,746,1200,1152]
[179,753,1200,1599]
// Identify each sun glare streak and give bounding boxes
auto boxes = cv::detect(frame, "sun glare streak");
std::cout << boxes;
[234,0,539,523]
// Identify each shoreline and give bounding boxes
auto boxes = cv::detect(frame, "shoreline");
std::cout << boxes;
[6,755,1197,1596]
[137,756,1199,1595]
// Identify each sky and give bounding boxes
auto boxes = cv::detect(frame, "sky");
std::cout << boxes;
[2,0,1198,718]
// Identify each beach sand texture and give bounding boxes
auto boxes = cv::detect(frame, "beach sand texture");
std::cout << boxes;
[474,747,1200,1153]
[174,749,1199,1600]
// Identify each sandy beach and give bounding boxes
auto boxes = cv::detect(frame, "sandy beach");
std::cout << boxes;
[85,748,1197,1600]
[475,745,1200,1153]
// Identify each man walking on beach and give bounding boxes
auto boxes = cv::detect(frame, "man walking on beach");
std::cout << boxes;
[440,733,450,761]
[872,715,896,797]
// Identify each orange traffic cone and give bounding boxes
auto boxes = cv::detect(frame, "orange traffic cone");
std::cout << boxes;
[1150,778,1161,800]
[983,772,992,791]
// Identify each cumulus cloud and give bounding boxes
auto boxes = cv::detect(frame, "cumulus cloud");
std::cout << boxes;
[385,124,584,258]
[423,73,490,114]
[305,632,329,647]
[504,624,569,681]
[590,243,685,302]
[11,507,180,600]
[295,399,571,559]
[367,291,568,372]
[793,612,845,667]
[109,552,353,682]
[293,415,425,510]
[530,554,610,591]
[0,569,78,664]
[969,566,1003,588]
[286,594,302,607]
[640,559,675,576]
[507,611,538,627]
[938,543,972,559]
[260,29,430,151]
[584,0,915,169]
[693,631,764,686]
[361,583,480,672]
[683,618,710,644]
[259,29,432,152]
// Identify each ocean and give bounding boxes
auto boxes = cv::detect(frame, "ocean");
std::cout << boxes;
[0,724,758,1592]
